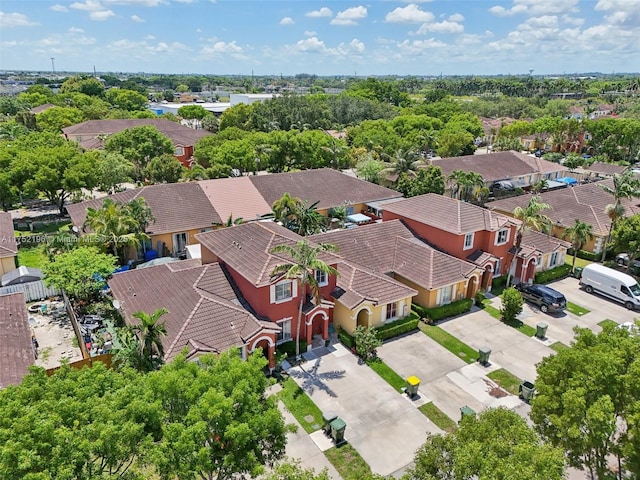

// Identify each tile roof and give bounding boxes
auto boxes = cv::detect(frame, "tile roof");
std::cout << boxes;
[331,261,417,310]
[30,103,56,114]
[521,229,570,255]
[383,193,519,234]
[311,220,479,290]
[108,260,276,360]
[198,177,272,224]
[196,221,335,287]
[585,162,627,177]
[62,119,211,149]
[489,179,640,236]
[431,150,564,182]
[66,182,222,235]
[249,168,402,210]
[0,292,34,388]
[0,212,17,258]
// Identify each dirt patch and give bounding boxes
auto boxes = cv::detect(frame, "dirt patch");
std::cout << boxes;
[483,378,508,398]
[29,303,82,370]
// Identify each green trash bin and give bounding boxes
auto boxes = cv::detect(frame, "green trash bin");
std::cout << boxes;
[478,346,491,366]
[519,380,535,402]
[459,406,476,423]
[536,322,548,340]
[330,417,347,444]
[572,267,583,279]
[322,411,338,435]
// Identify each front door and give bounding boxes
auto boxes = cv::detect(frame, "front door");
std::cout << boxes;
[172,232,187,256]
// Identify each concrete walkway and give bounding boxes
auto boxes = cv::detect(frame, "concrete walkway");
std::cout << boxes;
[289,343,442,477]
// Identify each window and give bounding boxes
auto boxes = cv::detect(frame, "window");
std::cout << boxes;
[463,233,474,250]
[386,302,397,320]
[550,251,558,267]
[276,319,292,343]
[440,285,453,304]
[536,255,542,266]
[315,270,328,286]
[275,281,293,302]
[174,146,184,156]
[496,229,509,245]
[172,232,187,255]
[494,259,502,276]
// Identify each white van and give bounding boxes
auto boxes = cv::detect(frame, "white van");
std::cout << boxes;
[580,264,640,310]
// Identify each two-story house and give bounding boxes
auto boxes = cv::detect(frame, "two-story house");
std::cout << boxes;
[382,194,522,290]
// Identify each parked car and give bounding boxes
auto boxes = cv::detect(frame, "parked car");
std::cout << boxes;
[580,264,640,310]
[491,181,515,192]
[515,283,567,313]
[616,253,640,268]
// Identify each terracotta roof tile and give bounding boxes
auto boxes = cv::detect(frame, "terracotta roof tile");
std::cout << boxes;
[108,261,274,360]
[383,193,518,234]
[249,168,402,210]
[198,177,272,224]
[521,229,570,255]
[0,213,17,258]
[0,292,34,388]
[586,162,627,177]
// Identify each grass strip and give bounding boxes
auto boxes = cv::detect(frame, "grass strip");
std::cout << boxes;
[566,301,590,316]
[487,368,522,396]
[17,246,50,269]
[418,323,477,364]
[501,318,537,337]
[549,341,569,353]
[565,255,592,269]
[277,378,323,434]
[418,402,457,433]
[598,319,619,329]
[367,358,406,393]
[325,443,373,480]
[481,299,502,320]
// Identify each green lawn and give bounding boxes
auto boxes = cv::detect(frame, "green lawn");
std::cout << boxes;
[14,220,71,236]
[487,368,522,396]
[277,378,323,434]
[418,402,457,433]
[17,246,50,269]
[566,301,590,316]
[549,341,570,353]
[419,323,477,364]
[325,444,373,480]
[481,299,502,320]
[481,300,536,336]
[367,358,406,393]
[565,255,592,270]
[598,319,619,329]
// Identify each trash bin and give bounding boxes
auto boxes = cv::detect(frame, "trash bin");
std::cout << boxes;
[536,322,548,340]
[459,406,476,423]
[405,376,420,397]
[330,417,346,444]
[478,346,491,366]
[519,380,535,402]
[322,411,338,435]
[572,267,583,279]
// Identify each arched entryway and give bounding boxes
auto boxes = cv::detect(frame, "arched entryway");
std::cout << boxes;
[356,308,370,328]
[481,264,493,291]
[306,311,329,348]
[466,275,479,299]
[524,258,537,284]
[248,336,275,369]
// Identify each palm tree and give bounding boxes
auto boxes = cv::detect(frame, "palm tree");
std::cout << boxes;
[380,148,425,181]
[563,219,594,274]
[83,199,144,264]
[506,195,552,286]
[293,200,325,236]
[270,241,339,359]
[447,170,485,202]
[272,192,301,229]
[131,307,168,371]
[599,169,640,261]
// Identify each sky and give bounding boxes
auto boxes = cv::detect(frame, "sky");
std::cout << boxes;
[1,0,639,77]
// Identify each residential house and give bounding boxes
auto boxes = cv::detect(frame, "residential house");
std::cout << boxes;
[489,179,640,254]
[0,213,18,277]
[514,230,571,284]
[108,260,281,367]
[479,117,515,146]
[0,292,35,389]
[382,194,522,289]
[61,119,212,167]
[431,150,566,191]
[310,220,483,308]
[582,162,627,178]
[66,169,401,262]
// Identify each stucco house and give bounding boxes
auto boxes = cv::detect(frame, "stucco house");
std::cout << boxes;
[0,213,18,277]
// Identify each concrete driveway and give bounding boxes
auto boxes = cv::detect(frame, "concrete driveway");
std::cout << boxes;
[289,344,442,477]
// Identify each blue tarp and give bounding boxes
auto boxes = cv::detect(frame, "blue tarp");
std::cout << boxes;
[556,177,578,185]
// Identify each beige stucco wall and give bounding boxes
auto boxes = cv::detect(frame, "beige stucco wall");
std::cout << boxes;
[0,255,16,276]
[334,296,413,335]
[550,224,603,254]
[149,227,205,257]
[395,275,475,308]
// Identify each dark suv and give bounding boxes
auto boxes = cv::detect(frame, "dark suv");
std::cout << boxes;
[515,284,566,314]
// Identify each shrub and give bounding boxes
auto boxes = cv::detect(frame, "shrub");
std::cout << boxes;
[424,298,474,321]
[501,287,523,323]
[374,314,419,341]
[338,329,355,349]
[474,289,486,307]
[534,264,571,284]
[275,340,308,359]
[492,275,507,291]
[568,248,613,262]
[353,326,382,361]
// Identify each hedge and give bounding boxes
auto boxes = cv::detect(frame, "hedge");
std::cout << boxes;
[424,298,474,321]
[338,329,355,348]
[275,340,308,359]
[534,263,572,284]
[492,275,507,291]
[568,248,614,262]
[375,313,420,341]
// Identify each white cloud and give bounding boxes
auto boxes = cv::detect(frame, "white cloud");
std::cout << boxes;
[0,11,39,27]
[448,13,464,22]
[416,20,464,34]
[304,30,316,36]
[68,27,85,33]
[279,16,294,25]
[201,40,244,57]
[90,9,115,20]
[287,36,365,57]
[595,0,640,26]
[174,0,194,3]
[331,6,367,26]
[145,34,155,39]
[108,38,189,56]
[562,15,584,26]
[70,0,104,11]
[337,38,365,54]
[50,4,69,12]
[490,0,578,17]
[305,7,332,18]
[385,4,434,24]
[131,14,145,22]
[293,37,326,53]
[104,0,166,5]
